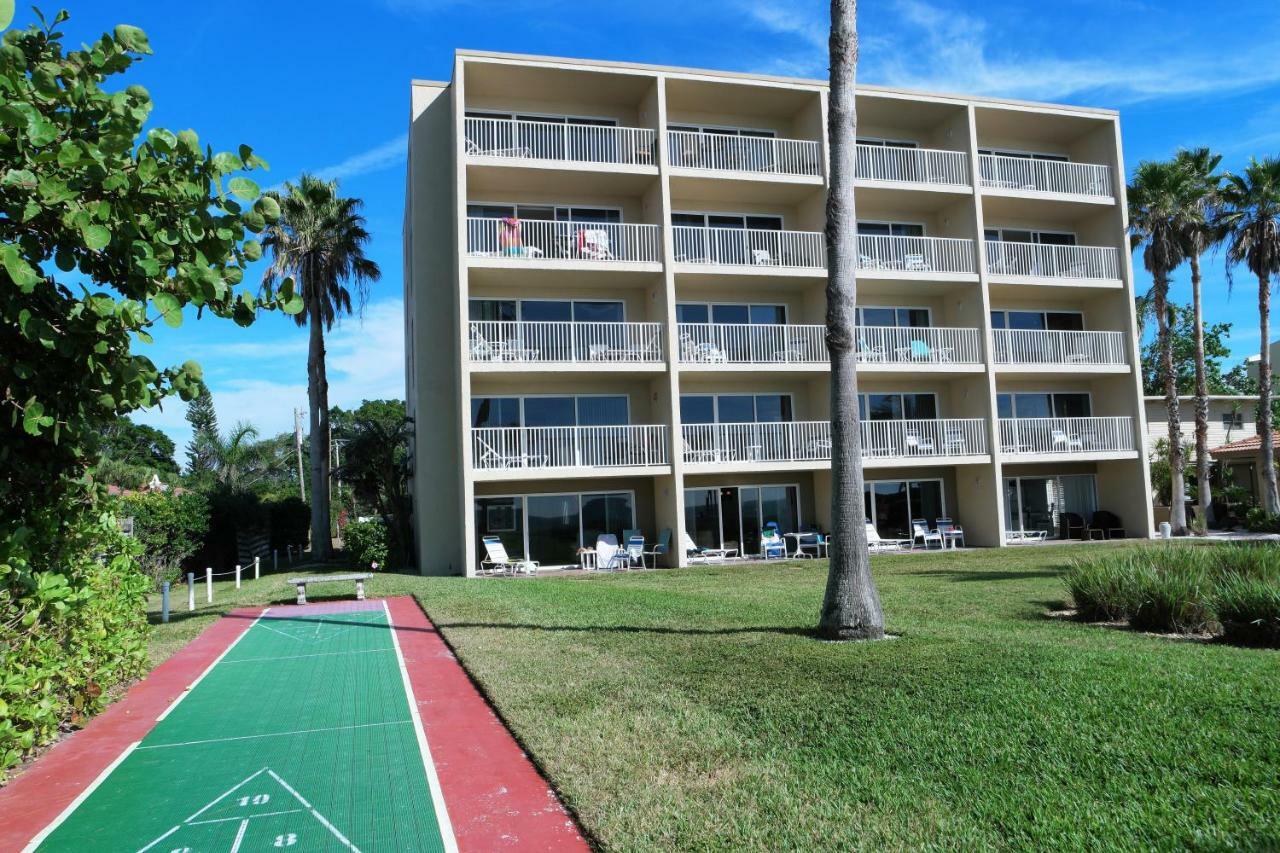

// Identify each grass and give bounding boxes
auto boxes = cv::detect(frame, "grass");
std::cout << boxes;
[143,543,1280,850]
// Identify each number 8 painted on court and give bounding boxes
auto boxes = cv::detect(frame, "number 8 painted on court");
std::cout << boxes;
[273,833,298,847]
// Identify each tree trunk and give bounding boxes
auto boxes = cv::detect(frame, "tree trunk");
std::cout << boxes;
[818,0,884,641]
[1190,252,1212,527]
[1154,275,1186,534]
[1259,272,1279,514]
[307,296,333,560]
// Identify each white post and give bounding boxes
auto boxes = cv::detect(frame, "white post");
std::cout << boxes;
[255,556,261,580]
[235,564,242,589]
[205,567,212,603]
[161,582,170,624]
[187,572,195,611]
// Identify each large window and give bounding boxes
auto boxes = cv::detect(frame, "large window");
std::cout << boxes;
[476,491,636,567]
[470,299,625,323]
[680,394,794,424]
[683,484,800,556]
[990,310,1083,331]
[863,479,945,540]
[676,302,788,325]
[672,213,785,264]
[472,395,630,428]
[858,221,925,237]
[465,111,622,163]
[984,228,1076,246]
[979,148,1069,162]
[857,306,930,327]
[1003,475,1097,538]
[467,203,622,224]
[997,392,1091,419]
[858,392,938,420]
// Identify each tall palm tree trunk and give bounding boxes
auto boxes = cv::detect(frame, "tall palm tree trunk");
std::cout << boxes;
[819,0,884,641]
[1259,272,1279,514]
[1190,253,1212,526]
[1154,277,1187,534]
[307,295,333,559]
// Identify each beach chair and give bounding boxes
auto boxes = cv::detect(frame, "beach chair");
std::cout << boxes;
[911,519,943,550]
[625,534,647,569]
[682,531,735,562]
[866,522,911,552]
[465,137,531,158]
[480,536,538,576]
[474,438,545,469]
[761,522,786,559]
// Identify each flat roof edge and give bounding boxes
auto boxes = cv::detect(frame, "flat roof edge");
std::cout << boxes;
[452,49,1120,117]
[411,79,450,88]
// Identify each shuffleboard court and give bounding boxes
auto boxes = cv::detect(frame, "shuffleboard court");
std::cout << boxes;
[27,601,455,852]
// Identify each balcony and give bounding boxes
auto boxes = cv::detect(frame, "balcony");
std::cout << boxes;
[676,323,983,369]
[472,425,669,475]
[667,130,821,177]
[465,218,662,265]
[464,117,658,168]
[859,235,976,275]
[681,419,988,467]
[672,226,824,269]
[856,144,969,188]
[979,154,1113,199]
[985,241,1120,282]
[999,416,1135,457]
[469,321,664,368]
[993,329,1129,370]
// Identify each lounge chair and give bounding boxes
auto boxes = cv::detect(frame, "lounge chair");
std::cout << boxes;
[464,137,531,158]
[683,439,734,463]
[469,328,503,362]
[474,438,546,469]
[761,522,786,559]
[857,339,887,362]
[866,522,911,552]
[480,535,538,576]
[679,333,727,363]
[682,531,736,562]
[911,519,943,550]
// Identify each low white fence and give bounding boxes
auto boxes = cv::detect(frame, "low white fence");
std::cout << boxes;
[992,329,1128,366]
[985,241,1119,280]
[672,226,825,268]
[858,234,975,274]
[682,418,987,463]
[857,144,969,187]
[978,153,1113,197]
[469,321,664,363]
[472,425,669,470]
[667,130,822,176]
[464,117,657,166]
[466,217,661,263]
[999,416,1134,454]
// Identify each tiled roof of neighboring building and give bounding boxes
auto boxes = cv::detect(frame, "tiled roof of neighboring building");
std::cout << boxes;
[1211,434,1280,458]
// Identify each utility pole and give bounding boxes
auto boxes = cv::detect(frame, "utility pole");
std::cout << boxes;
[293,407,305,502]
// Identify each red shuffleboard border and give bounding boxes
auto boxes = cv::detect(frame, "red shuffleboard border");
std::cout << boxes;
[0,605,267,850]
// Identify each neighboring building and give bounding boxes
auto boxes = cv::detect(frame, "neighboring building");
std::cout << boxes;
[404,50,1153,575]
[1245,344,1279,384]
[1143,395,1257,453]
[1211,434,1278,502]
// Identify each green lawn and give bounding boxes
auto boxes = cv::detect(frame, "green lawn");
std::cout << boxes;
[147,544,1280,850]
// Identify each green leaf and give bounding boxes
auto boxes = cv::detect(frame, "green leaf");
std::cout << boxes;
[2,169,36,188]
[254,195,280,221]
[228,177,259,201]
[153,292,182,328]
[177,129,200,155]
[212,151,242,173]
[147,128,176,153]
[81,225,111,250]
[2,245,42,290]
[241,240,262,262]
[27,116,57,147]
[114,24,152,54]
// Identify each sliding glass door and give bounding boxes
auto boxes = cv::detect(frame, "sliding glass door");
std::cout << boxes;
[475,491,636,567]
[1003,475,1098,538]
[863,479,945,540]
[682,485,801,556]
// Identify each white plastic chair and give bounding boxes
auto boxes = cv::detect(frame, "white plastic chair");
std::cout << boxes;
[1051,429,1084,452]
[905,429,936,455]
[578,229,614,260]
[911,519,943,550]
[625,535,647,569]
[936,518,965,548]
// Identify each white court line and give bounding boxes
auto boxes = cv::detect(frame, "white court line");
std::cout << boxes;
[267,770,361,852]
[135,719,412,751]
[221,647,390,664]
[384,600,459,853]
[189,808,302,826]
[156,610,266,722]
[229,818,250,853]
[22,741,141,852]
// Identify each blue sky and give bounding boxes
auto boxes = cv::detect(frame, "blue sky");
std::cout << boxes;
[33,0,1280,452]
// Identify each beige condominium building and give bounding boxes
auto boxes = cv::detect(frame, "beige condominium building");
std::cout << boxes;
[404,50,1153,576]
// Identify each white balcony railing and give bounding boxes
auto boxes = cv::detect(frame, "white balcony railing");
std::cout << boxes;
[856,326,984,364]
[667,130,821,177]
[993,329,1128,366]
[999,416,1134,455]
[466,218,662,263]
[979,154,1113,198]
[985,241,1119,280]
[858,235,975,274]
[672,226,825,268]
[472,425,669,470]
[857,144,969,187]
[464,117,658,166]
[469,321,664,364]
[682,419,987,464]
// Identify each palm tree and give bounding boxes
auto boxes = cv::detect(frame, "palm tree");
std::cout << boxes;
[1219,157,1280,514]
[1172,148,1224,526]
[818,0,884,641]
[261,175,381,559]
[1129,159,1193,534]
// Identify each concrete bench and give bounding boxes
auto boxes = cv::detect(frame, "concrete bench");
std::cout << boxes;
[287,573,372,605]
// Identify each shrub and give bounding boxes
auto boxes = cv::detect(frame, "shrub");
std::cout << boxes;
[1214,572,1280,646]
[1127,553,1216,634]
[346,519,388,571]
[1065,555,1139,621]
[118,491,210,586]
[1,503,150,774]
[1243,507,1280,533]
[267,497,310,553]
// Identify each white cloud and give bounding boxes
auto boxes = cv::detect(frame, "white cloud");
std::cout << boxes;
[133,299,407,451]
[270,135,407,191]
[740,0,1280,104]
